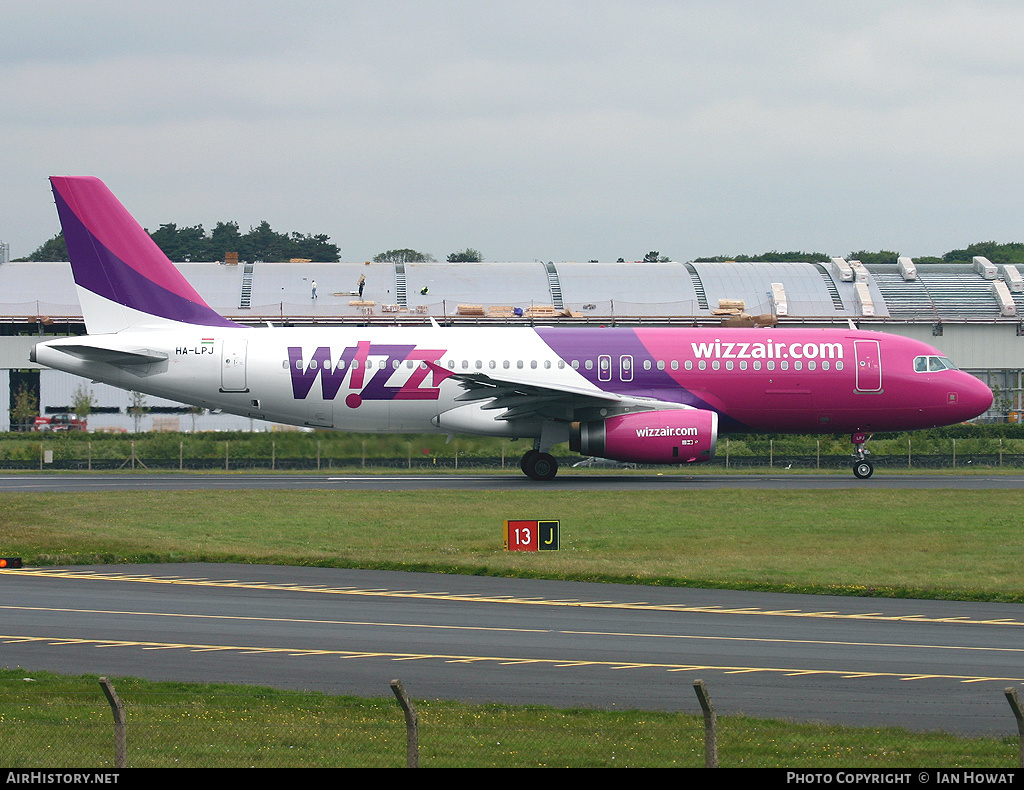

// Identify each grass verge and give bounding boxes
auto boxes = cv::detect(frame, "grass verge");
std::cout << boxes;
[0,669,1016,768]
[1,488,1023,600]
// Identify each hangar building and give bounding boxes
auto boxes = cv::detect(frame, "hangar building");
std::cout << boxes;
[0,255,1019,431]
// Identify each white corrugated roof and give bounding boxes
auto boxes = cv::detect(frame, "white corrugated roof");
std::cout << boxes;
[1,258,1020,323]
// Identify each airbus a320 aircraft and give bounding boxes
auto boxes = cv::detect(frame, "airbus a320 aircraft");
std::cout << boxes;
[32,177,993,480]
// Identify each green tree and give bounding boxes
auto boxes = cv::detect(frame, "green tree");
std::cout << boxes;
[694,251,831,263]
[447,248,483,262]
[70,384,96,427]
[10,385,38,431]
[148,223,209,261]
[288,232,341,262]
[209,221,242,259]
[128,391,149,433]
[18,233,67,262]
[944,242,1024,265]
[244,221,292,262]
[18,221,341,264]
[373,249,435,263]
[847,250,900,266]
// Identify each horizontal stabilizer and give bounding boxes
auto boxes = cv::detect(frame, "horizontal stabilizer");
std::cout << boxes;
[52,344,168,366]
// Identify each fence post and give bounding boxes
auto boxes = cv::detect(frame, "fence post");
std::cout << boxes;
[390,679,419,768]
[99,677,127,769]
[1006,687,1023,768]
[693,679,718,768]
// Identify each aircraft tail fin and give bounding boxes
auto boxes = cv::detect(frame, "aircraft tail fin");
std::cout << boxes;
[49,176,238,334]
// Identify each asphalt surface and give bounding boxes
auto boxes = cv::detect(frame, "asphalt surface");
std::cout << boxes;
[1,562,1021,736]
[2,470,1022,737]
[3,471,1024,492]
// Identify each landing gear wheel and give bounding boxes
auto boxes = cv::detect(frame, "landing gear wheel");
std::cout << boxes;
[520,449,539,475]
[522,450,558,481]
[853,460,874,479]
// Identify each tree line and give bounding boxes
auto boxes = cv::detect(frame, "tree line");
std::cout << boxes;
[18,222,341,263]
[694,242,1024,265]
[372,248,483,263]
[20,227,1024,267]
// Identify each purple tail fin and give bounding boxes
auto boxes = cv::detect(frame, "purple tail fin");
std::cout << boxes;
[50,176,238,333]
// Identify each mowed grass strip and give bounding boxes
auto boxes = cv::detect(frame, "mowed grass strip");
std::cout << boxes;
[1,489,1022,600]
[0,670,1016,768]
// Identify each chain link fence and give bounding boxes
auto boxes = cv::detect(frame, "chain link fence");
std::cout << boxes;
[2,675,1021,768]
[4,438,1024,472]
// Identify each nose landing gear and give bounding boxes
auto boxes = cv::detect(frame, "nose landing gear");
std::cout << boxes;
[851,432,873,479]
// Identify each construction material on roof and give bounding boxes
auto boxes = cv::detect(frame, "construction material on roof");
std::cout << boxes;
[1003,265,1024,293]
[897,256,918,281]
[830,257,854,282]
[992,280,1017,317]
[855,282,875,317]
[973,256,998,279]
[770,282,788,316]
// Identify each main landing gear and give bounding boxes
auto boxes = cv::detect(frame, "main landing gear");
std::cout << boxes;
[851,432,873,479]
[521,448,558,481]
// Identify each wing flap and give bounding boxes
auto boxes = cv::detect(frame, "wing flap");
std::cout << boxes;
[429,363,687,423]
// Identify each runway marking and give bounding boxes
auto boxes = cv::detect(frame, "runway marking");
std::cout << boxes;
[6,567,1024,628]
[3,633,1019,684]
[4,601,1024,684]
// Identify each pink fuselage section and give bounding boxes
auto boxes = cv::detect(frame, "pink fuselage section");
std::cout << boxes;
[536,327,993,435]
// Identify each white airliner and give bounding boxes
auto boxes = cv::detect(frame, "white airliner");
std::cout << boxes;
[31,177,993,480]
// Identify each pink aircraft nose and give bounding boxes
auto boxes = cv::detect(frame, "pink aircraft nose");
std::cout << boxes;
[952,374,994,421]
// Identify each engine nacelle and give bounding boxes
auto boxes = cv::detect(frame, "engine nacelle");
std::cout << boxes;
[570,409,718,465]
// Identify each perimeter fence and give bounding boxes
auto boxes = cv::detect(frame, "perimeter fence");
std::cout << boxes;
[3,434,1024,472]
[2,675,1022,769]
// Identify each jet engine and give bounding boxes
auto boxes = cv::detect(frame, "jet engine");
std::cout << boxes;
[570,409,718,465]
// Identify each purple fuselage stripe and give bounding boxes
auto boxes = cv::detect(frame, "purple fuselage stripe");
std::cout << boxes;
[535,327,751,430]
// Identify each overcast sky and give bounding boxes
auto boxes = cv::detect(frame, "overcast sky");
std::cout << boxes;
[3,1,1023,263]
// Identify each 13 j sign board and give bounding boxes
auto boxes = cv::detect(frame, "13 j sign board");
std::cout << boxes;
[504,520,560,552]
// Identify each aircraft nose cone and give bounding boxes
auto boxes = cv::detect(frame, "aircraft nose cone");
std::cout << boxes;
[956,374,993,420]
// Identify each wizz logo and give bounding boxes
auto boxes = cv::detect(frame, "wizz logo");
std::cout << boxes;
[288,342,449,408]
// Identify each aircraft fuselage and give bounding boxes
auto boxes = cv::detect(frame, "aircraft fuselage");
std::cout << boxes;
[33,324,992,438]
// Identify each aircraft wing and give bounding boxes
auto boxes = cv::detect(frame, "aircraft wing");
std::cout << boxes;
[432,364,686,422]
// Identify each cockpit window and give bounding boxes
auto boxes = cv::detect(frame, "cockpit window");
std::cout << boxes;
[914,355,957,372]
